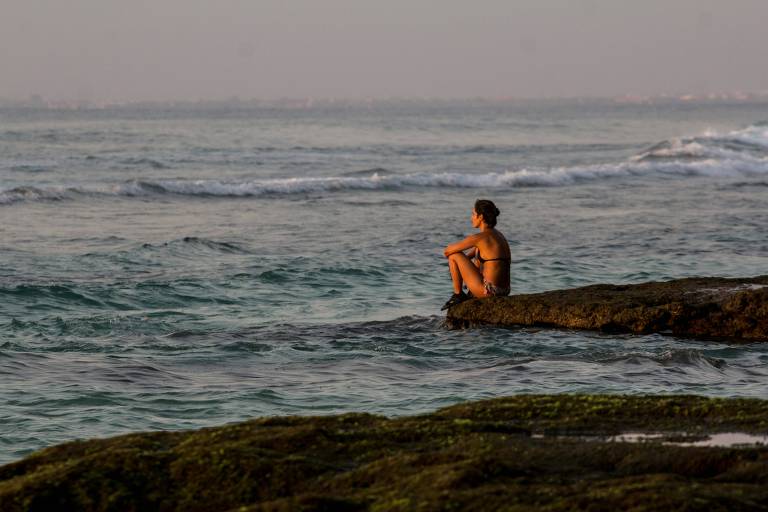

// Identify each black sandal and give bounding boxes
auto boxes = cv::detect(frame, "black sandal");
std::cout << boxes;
[441,291,469,311]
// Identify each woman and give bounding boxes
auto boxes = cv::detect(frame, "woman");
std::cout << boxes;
[441,199,511,310]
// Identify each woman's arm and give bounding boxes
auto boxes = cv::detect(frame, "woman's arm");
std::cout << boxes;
[443,234,480,258]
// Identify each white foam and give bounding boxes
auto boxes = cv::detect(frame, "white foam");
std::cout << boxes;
[116,172,530,197]
[112,144,768,197]
[631,139,748,162]
[0,186,70,205]
[704,124,768,150]
[4,123,768,205]
[4,154,768,206]
[633,123,768,163]
[114,157,768,197]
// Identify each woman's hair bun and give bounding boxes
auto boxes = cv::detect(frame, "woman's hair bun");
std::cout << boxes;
[474,199,501,227]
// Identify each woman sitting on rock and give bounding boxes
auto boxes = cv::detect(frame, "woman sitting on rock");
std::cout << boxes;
[442,199,511,310]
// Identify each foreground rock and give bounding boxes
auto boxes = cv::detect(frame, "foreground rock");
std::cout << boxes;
[3,394,768,511]
[447,276,768,341]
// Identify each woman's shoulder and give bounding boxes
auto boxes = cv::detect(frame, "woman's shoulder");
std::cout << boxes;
[475,230,505,249]
[483,228,507,242]
[489,229,511,251]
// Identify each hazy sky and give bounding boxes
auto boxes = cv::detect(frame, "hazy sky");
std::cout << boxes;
[2,0,767,101]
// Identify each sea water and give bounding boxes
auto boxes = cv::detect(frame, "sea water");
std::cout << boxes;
[2,100,768,464]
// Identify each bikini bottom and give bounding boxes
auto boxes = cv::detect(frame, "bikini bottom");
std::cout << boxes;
[483,280,510,297]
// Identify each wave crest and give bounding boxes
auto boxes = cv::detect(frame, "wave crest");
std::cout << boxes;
[0,186,70,205]
[634,123,768,163]
[4,123,768,205]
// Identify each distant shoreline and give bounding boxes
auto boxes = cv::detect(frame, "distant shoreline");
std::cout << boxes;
[4,94,768,112]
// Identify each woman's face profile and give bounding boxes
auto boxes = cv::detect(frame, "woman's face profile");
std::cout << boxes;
[471,209,481,228]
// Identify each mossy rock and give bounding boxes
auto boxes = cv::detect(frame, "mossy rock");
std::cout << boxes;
[447,276,768,341]
[3,395,768,511]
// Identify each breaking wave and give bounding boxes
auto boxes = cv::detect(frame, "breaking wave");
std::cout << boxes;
[0,186,71,205]
[3,123,768,205]
[633,124,768,162]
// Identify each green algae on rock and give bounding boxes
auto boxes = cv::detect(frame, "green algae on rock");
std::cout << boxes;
[3,394,768,511]
[446,276,768,341]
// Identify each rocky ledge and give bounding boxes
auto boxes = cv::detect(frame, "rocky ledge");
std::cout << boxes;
[447,275,768,341]
[3,394,768,511]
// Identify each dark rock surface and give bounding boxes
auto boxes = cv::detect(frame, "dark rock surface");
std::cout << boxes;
[447,276,768,341]
[3,394,768,511]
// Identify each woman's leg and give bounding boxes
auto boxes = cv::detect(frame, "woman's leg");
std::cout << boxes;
[448,256,463,293]
[448,252,485,297]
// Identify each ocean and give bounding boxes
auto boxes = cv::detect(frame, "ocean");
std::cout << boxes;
[2,99,768,464]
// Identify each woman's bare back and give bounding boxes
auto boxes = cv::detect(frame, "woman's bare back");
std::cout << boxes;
[473,229,511,288]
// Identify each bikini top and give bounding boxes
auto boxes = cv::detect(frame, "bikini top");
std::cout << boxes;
[476,250,511,264]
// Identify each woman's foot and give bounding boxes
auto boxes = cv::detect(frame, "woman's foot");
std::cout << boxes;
[441,291,469,311]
